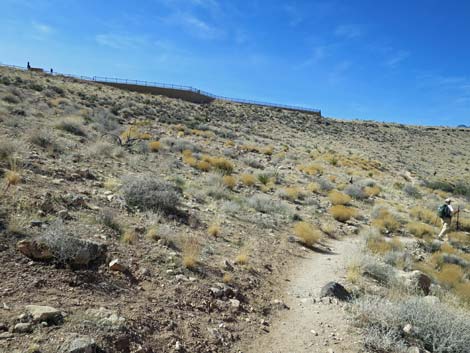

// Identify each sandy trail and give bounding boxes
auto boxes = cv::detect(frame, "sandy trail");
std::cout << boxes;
[244,237,363,353]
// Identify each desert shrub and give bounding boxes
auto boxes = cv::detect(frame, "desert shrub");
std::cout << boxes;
[196,160,211,172]
[56,117,87,137]
[329,205,357,222]
[362,325,408,353]
[0,139,18,164]
[87,141,122,158]
[182,236,200,269]
[161,137,200,153]
[98,209,121,233]
[360,255,396,285]
[222,175,237,189]
[221,200,242,215]
[404,184,422,198]
[235,249,249,265]
[442,253,469,268]
[146,227,159,241]
[29,129,61,152]
[293,222,321,247]
[247,194,288,214]
[406,221,434,238]
[257,173,270,185]
[240,174,256,186]
[344,184,367,200]
[148,141,161,152]
[328,190,351,205]
[448,231,470,246]
[91,109,120,133]
[3,94,20,104]
[454,282,470,304]
[410,206,437,225]
[243,157,264,169]
[353,295,470,353]
[384,250,413,270]
[4,169,21,188]
[121,175,180,215]
[315,177,334,192]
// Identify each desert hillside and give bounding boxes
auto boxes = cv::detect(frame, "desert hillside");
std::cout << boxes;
[1,66,470,353]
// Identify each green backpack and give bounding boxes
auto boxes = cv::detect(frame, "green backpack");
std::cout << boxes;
[438,204,451,218]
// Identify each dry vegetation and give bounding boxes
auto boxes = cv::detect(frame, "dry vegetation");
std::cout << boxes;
[1,66,470,353]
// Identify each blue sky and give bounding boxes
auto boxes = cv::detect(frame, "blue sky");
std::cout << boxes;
[1,0,469,126]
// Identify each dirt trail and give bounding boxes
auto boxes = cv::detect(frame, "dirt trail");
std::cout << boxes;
[243,237,363,353]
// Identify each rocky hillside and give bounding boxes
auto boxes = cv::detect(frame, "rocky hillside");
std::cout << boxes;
[1,66,469,353]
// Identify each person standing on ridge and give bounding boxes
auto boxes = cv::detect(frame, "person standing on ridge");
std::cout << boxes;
[27,61,31,70]
[437,198,460,240]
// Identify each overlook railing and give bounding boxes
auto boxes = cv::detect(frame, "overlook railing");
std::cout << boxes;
[0,63,321,114]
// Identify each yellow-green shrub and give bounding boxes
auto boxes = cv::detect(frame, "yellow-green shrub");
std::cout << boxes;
[293,222,321,247]
[328,190,351,206]
[329,205,357,222]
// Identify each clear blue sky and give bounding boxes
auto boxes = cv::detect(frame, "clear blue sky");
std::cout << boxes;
[1,0,469,126]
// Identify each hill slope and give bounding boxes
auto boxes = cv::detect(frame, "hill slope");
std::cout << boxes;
[1,67,469,353]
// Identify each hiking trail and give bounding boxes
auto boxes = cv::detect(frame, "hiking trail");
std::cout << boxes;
[242,236,363,353]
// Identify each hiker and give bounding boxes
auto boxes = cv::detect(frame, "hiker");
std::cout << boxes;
[50,68,53,74]
[27,61,31,70]
[437,198,460,240]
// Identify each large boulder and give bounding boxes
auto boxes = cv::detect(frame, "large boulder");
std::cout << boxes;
[320,282,352,301]
[17,234,106,268]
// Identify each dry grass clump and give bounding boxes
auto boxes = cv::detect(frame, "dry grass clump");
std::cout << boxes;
[235,249,249,265]
[208,156,234,174]
[0,139,18,164]
[122,229,138,244]
[406,221,434,238]
[29,129,61,153]
[148,141,161,152]
[329,205,357,222]
[293,222,321,247]
[241,144,273,155]
[240,173,257,186]
[298,164,323,176]
[364,185,381,197]
[146,227,159,241]
[120,126,140,143]
[4,169,21,188]
[410,206,436,225]
[222,273,233,284]
[307,182,321,194]
[448,231,470,246]
[208,224,221,237]
[139,132,152,140]
[371,208,401,234]
[454,282,470,304]
[182,236,200,269]
[222,175,237,189]
[195,160,210,172]
[328,190,351,205]
[346,263,361,284]
[435,264,464,288]
[104,178,121,191]
[279,186,303,201]
[320,222,337,237]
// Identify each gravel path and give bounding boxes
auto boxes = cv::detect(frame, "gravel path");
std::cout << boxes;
[244,237,364,353]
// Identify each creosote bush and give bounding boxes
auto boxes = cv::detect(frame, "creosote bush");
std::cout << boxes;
[293,222,321,247]
[121,175,180,215]
[208,224,221,237]
[148,141,161,152]
[240,173,256,186]
[222,175,237,189]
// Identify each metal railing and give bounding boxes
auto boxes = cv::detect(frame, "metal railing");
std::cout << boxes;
[0,63,321,114]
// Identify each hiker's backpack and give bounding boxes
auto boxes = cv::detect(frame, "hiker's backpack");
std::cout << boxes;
[438,204,451,218]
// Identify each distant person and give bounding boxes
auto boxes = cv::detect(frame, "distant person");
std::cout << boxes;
[50,68,53,74]
[27,61,31,70]
[437,198,460,240]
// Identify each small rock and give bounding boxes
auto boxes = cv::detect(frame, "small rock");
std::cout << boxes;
[403,323,413,334]
[320,282,352,301]
[63,336,97,353]
[310,330,318,336]
[0,323,7,332]
[109,259,127,272]
[30,220,43,227]
[138,267,150,277]
[25,305,63,324]
[407,347,420,353]
[13,322,33,333]
[229,299,241,309]
[0,332,14,339]
[58,209,71,220]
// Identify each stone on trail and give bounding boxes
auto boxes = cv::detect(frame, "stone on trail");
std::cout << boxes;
[320,282,352,301]
[62,336,98,353]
